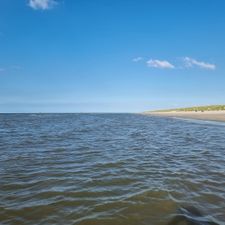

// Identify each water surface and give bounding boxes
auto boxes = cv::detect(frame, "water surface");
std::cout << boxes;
[0,114,224,224]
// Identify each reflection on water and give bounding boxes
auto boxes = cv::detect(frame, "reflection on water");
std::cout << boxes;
[0,113,224,225]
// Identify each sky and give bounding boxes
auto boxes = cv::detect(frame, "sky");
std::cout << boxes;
[0,0,225,112]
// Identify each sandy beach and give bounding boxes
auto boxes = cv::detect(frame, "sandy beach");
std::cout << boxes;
[144,111,225,122]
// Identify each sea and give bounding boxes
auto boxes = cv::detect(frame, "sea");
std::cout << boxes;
[0,113,225,225]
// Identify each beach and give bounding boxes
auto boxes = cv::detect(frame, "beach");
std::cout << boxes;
[144,110,225,122]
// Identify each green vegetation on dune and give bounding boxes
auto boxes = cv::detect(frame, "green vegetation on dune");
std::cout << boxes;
[152,105,225,112]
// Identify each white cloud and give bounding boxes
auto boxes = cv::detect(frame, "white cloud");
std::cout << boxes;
[147,59,175,69]
[28,0,57,10]
[132,57,143,62]
[183,57,216,70]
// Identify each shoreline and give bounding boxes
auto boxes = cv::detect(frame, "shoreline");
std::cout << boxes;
[144,111,225,122]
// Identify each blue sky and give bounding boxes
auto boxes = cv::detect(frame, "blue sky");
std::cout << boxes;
[0,0,225,112]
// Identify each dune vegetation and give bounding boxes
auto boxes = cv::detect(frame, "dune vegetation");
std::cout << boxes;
[152,105,225,112]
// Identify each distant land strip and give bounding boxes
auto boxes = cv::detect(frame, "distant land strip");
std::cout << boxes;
[148,105,225,113]
[144,105,225,122]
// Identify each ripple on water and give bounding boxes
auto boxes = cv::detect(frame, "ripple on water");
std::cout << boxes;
[0,114,225,225]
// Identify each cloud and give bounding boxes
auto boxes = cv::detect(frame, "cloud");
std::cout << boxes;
[134,56,216,71]
[132,57,143,62]
[28,0,57,10]
[183,57,216,70]
[147,59,175,69]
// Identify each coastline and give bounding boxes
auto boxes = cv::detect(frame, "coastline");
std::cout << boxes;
[144,111,225,122]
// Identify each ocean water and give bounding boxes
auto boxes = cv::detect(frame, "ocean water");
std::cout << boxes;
[0,113,225,225]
